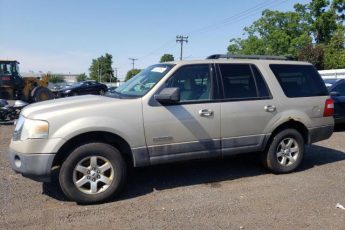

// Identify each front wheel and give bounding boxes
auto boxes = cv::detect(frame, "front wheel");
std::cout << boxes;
[59,143,127,204]
[262,129,304,174]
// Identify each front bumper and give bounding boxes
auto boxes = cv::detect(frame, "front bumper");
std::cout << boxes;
[8,148,55,182]
[308,125,334,144]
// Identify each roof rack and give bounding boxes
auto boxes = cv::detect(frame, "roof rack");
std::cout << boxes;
[206,54,292,60]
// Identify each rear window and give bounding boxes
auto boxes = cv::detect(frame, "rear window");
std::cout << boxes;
[270,64,328,98]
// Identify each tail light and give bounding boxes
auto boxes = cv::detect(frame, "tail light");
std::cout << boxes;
[323,98,334,117]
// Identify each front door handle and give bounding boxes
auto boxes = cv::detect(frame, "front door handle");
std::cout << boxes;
[199,109,214,117]
[264,105,276,112]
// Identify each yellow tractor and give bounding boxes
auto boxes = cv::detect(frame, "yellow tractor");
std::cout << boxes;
[0,60,54,102]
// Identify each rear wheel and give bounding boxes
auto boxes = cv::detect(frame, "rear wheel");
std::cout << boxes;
[262,129,304,174]
[59,143,127,204]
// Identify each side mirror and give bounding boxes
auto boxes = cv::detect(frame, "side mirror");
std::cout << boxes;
[330,91,340,97]
[154,87,180,105]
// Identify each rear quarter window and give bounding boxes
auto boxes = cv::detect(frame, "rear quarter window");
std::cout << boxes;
[269,64,329,98]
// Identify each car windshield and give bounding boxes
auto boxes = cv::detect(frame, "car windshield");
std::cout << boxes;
[114,64,174,97]
[323,79,340,90]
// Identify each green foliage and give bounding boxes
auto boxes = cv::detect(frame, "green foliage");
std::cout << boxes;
[89,53,116,82]
[48,74,65,83]
[298,44,325,69]
[323,27,345,69]
[77,73,88,82]
[125,69,141,81]
[228,9,312,57]
[160,54,174,63]
[227,0,345,69]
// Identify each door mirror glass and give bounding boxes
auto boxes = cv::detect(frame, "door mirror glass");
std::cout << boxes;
[154,87,180,105]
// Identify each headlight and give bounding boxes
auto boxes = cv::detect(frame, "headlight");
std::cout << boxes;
[64,90,71,93]
[13,116,49,141]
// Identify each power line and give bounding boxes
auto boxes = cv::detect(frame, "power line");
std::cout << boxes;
[118,0,290,68]
[176,35,189,60]
[187,0,280,35]
[129,58,138,71]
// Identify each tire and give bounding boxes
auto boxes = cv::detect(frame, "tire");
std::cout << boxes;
[32,87,54,102]
[59,143,127,204]
[262,129,304,174]
[99,90,105,95]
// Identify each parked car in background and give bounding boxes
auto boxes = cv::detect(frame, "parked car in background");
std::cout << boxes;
[105,86,118,97]
[324,79,345,124]
[57,81,107,97]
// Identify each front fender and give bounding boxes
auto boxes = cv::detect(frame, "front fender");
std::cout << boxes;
[50,116,146,149]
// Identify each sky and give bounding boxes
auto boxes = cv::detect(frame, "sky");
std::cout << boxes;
[0,0,310,80]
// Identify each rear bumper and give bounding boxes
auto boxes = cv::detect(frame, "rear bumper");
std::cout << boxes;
[308,125,334,144]
[8,148,55,182]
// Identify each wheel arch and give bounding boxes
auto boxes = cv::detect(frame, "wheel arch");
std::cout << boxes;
[265,119,309,150]
[52,131,133,168]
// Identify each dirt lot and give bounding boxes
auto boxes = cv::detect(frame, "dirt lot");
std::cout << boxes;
[1,125,345,230]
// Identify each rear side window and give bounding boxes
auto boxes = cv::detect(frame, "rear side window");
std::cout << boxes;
[251,65,270,97]
[270,64,328,98]
[219,64,270,99]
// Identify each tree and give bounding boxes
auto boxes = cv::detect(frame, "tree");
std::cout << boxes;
[298,44,325,69]
[125,69,141,81]
[227,0,345,69]
[160,54,174,63]
[48,74,65,83]
[323,27,345,69]
[228,9,312,57]
[89,53,115,82]
[77,73,88,82]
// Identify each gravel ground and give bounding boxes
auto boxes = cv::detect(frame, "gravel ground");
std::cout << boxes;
[1,124,345,230]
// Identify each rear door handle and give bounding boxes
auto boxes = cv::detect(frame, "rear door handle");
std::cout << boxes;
[199,109,214,117]
[264,105,276,112]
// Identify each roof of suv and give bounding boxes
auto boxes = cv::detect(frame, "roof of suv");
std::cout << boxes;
[167,59,311,66]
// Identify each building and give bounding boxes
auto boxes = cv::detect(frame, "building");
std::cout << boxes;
[319,69,345,79]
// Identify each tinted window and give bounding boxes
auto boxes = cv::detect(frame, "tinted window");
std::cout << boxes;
[219,64,258,99]
[270,64,328,98]
[251,65,270,97]
[167,65,211,101]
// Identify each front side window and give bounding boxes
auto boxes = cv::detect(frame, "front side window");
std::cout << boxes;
[115,64,174,97]
[270,64,328,98]
[166,65,212,102]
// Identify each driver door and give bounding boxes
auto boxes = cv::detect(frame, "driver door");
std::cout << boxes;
[143,64,221,164]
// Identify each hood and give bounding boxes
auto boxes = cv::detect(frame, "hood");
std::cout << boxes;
[21,95,130,120]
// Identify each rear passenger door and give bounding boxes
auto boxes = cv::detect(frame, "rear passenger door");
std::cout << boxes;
[218,64,277,155]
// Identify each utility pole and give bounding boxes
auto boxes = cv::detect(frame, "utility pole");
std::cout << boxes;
[114,68,118,80]
[129,58,138,71]
[113,67,118,86]
[98,62,100,82]
[176,35,188,60]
